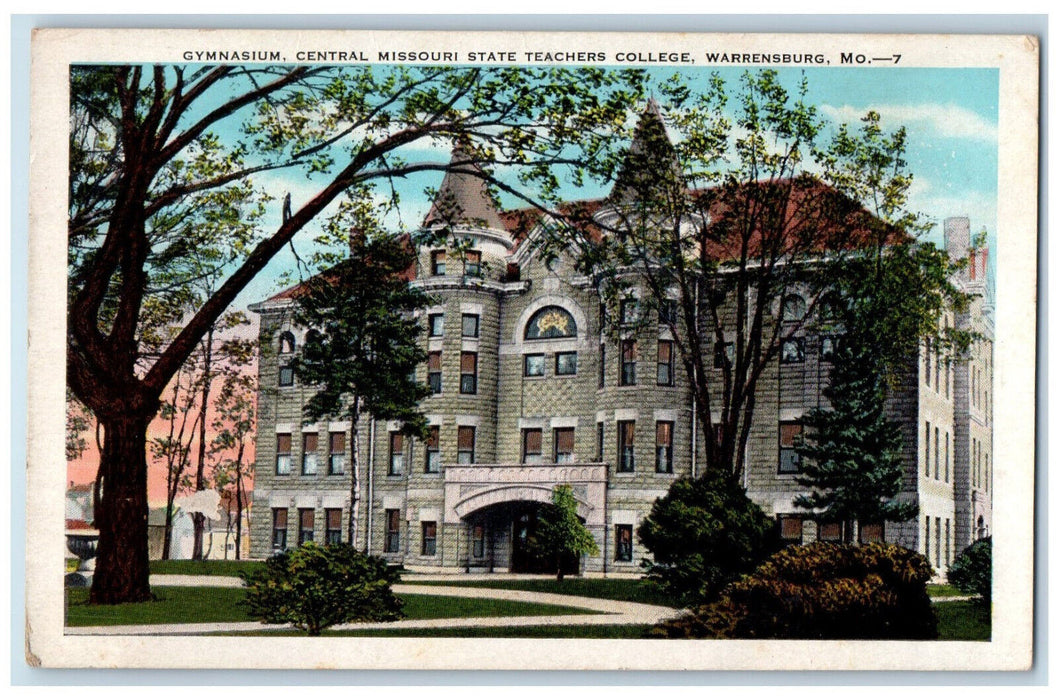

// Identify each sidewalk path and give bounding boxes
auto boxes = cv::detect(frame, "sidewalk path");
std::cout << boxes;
[66,575,679,636]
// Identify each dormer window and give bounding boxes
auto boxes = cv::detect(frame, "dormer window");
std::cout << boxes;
[431,250,447,276]
[278,331,296,354]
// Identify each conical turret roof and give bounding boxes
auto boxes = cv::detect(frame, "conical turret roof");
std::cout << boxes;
[609,99,684,205]
[423,143,506,231]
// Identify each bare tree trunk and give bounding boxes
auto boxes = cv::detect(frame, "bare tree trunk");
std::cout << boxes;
[192,328,214,560]
[234,442,245,560]
[347,397,361,547]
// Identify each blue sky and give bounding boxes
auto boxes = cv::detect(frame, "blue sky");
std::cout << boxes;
[225,65,999,311]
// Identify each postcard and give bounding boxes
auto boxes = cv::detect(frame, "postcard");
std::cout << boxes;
[27,28,1038,670]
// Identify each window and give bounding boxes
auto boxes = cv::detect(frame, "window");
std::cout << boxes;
[428,351,442,394]
[657,340,674,386]
[782,295,807,322]
[925,421,931,477]
[298,508,314,545]
[425,425,440,473]
[522,428,543,464]
[460,352,478,394]
[596,422,604,462]
[598,343,606,388]
[620,339,637,386]
[925,339,932,387]
[935,517,942,568]
[780,338,805,364]
[820,335,840,362]
[779,515,803,544]
[271,508,288,551]
[817,521,843,542]
[431,250,446,276]
[923,515,930,562]
[524,354,545,377]
[655,421,674,473]
[778,422,802,474]
[859,522,884,544]
[944,432,950,482]
[934,426,940,480]
[462,313,480,338]
[713,341,734,369]
[325,508,342,545]
[328,432,346,475]
[384,509,400,553]
[620,298,639,326]
[554,428,575,463]
[617,420,636,472]
[389,433,404,475]
[421,521,438,556]
[472,524,485,558]
[555,352,578,376]
[457,426,476,464]
[278,365,294,386]
[525,306,577,339]
[301,433,318,475]
[615,524,633,562]
[278,331,296,354]
[276,433,292,475]
[658,299,678,326]
[464,250,482,277]
[944,519,951,567]
[428,313,445,337]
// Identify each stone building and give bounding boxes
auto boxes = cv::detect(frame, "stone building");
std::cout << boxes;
[248,108,993,576]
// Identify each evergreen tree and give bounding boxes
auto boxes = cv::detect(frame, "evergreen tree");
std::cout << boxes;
[794,339,917,539]
[293,213,433,545]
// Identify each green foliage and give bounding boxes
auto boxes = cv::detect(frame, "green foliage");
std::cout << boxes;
[533,485,600,580]
[293,218,432,435]
[947,537,992,604]
[653,542,937,639]
[240,543,403,636]
[637,471,781,605]
[794,339,917,529]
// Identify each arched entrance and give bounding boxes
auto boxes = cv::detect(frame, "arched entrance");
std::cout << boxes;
[463,500,580,575]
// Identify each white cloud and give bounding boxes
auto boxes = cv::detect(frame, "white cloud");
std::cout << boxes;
[819,103,998,143]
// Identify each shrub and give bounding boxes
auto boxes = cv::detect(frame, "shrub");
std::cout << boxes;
[241,542,404,635]
[637,471,781,606]
[652,542,938,639]
[948,537,992,604]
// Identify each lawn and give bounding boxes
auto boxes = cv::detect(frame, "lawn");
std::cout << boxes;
[411,577,675,608]
[149,559,264,577]
[65,587,596,627]
[926,583,968,598]
[934,599,991,641]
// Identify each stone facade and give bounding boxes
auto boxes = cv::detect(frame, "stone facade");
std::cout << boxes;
[248,119,993,577]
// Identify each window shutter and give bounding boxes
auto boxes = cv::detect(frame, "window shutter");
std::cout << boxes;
[303,433,318,452]
[556,428,575,453]
[276,434,291,453]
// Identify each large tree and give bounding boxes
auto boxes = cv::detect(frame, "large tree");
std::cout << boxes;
[291,209,433,545]
[68,64,646,602]
[793,244,971,538]
[550,71,953,485]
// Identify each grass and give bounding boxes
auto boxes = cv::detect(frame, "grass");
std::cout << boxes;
[934,599,991,641]
[149,559,264,577]
[411,577,676,608]
[926,583,966,598]
[65,587,595,627]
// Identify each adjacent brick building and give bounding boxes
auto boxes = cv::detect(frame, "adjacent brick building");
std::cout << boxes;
[248,108,993,577]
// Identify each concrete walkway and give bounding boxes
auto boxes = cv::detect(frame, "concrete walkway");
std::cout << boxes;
[66,575,680,636]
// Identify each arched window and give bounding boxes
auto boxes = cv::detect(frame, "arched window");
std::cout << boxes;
[524,306,577,340]
[278,331,296,354]
[781,295,807,322]
[817,292,846,320]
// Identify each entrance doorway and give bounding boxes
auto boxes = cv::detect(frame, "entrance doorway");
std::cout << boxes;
[509,502,579,575]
